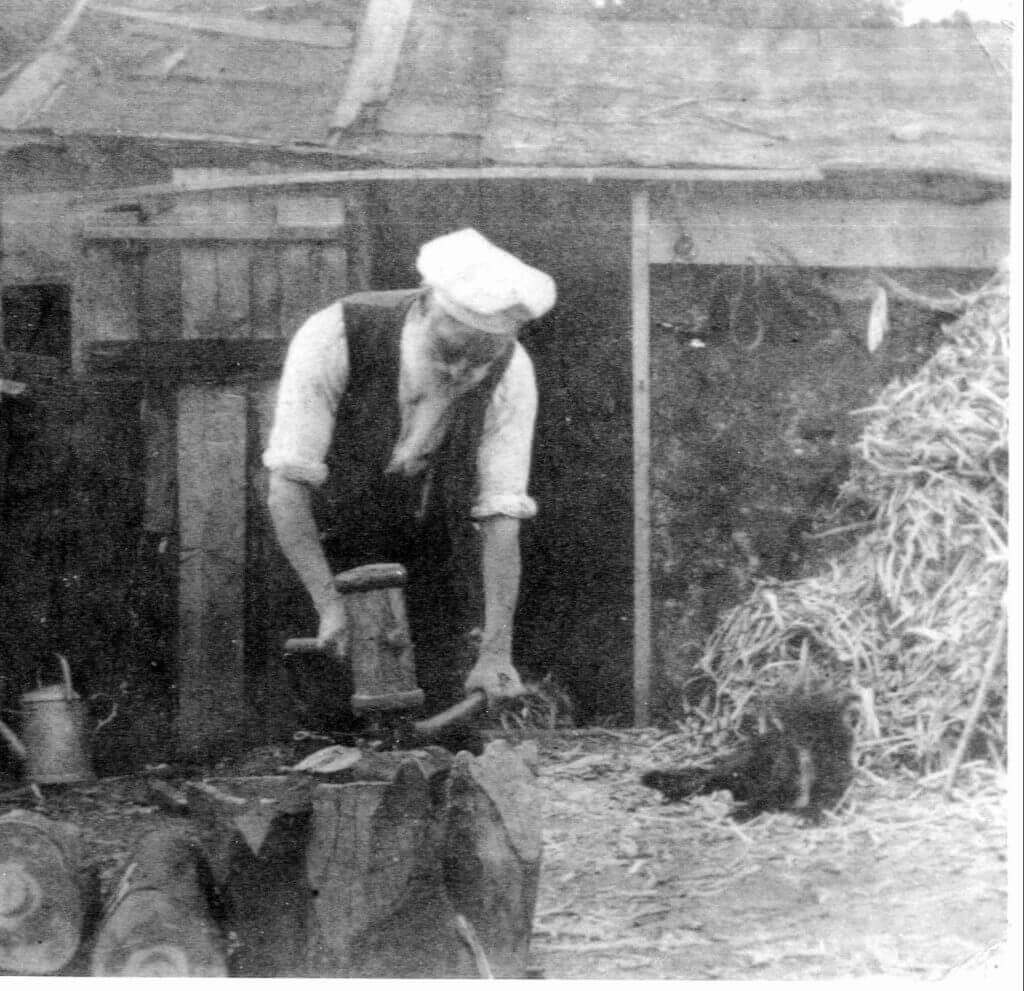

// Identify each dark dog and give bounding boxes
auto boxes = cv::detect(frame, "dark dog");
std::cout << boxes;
[642,690,862,822]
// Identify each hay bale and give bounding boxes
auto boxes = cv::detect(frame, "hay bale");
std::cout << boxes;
[691,266,1009,773]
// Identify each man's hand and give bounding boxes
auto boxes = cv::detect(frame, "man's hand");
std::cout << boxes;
[465,651,526,701]
[316,597,349,658]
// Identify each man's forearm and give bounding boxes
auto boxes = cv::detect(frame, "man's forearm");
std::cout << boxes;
[478,515,521,655]
[267,472,338,614]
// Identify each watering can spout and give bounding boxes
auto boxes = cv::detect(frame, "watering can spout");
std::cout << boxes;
[0,719,27,761]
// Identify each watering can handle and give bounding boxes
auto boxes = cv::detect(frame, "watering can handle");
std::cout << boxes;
[55,653,75,702]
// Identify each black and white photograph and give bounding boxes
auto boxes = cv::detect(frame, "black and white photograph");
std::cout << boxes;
[0,0,1014,980]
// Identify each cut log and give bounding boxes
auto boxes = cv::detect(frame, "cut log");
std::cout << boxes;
[185,775,314,977]
[181,742,541,978]
[91,826,227,977]
[0,810,98,975]
[305,756,475,978]
[441,740,543,978]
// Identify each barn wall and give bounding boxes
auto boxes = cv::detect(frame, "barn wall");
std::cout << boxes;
[1,146,173,775]
[2,154,376,766]
[367,180,636,722]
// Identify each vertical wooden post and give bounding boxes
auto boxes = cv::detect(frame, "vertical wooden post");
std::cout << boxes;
[175,190,253,752]
[631,187,652,727]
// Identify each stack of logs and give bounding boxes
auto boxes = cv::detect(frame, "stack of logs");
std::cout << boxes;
[0,739,541,978]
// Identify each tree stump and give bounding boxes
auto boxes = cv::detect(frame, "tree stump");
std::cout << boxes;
[185,740,542,978]
[442,740,543,978]
[306,756,475,977]
[91,826,227,976]
[185,775,314,977]
[0,810,98,975]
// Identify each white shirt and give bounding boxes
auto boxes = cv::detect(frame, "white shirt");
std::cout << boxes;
[263,301,539,520]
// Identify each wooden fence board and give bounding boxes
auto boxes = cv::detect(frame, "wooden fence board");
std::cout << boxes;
[648,189,1009,268]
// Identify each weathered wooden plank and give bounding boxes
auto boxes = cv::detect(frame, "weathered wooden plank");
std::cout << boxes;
[313,198,350,307]
[275,196,328,336]
[178,194,219,340]
[78,168,827,206]
[72,214,141,373]
[375,1,503,140]
[0,192,78,285]
[140,389,176,534]
[215,195,252,339]
[174,187,253,751]
[249,195,284,339]
[343,191,373,292]
[648,190,1010,269]
[486,23,1012,176]
[176,385,249,751]
[83,224,348,243]
[631,188,652,728]
[243,189,286,723]
[84,339,288,380]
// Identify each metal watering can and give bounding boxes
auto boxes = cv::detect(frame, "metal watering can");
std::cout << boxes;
[0,654,97,784]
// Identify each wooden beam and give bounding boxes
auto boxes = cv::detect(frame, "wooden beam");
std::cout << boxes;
[631,187,652,728]
[83,224,348,243]
[649,189,1009,269]
[77,167,828,204]
[83,339,288,381]
[329,0,416,134]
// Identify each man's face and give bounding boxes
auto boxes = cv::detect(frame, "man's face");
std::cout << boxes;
[424,296,513,388]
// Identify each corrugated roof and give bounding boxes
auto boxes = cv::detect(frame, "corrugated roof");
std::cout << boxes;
[0,0,1012,178]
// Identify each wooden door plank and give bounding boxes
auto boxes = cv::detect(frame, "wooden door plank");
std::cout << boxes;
[73,220,141,373]
[176,386,250,750]
[175,188,253,751]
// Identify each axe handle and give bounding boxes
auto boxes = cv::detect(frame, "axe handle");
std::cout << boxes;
[411,690,487,739]
[283,637,326,655]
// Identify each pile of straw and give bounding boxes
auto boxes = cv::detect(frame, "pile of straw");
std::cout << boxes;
[690,267,1009,774]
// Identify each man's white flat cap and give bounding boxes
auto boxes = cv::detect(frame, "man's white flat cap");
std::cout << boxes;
[416,228,556,334]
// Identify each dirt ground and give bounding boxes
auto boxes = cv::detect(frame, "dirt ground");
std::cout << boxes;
[0,726,1008,980]
[529,729,1008,980]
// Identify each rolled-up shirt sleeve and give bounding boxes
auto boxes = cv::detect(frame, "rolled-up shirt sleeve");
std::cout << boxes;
[472,343,539,520]
[262,302,348,487]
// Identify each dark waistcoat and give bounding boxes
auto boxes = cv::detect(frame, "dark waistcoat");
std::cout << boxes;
[314,289,513,644]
